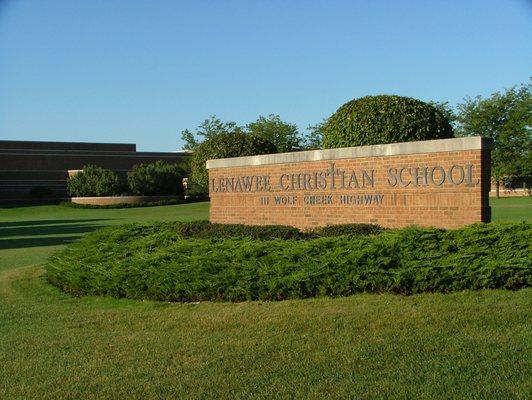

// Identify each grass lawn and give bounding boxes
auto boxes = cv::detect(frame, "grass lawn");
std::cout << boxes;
[489,196,532,222]
[0,202,209,273]
[0,199,531,399]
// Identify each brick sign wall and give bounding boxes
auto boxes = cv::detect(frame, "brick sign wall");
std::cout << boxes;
[207,137,492,229]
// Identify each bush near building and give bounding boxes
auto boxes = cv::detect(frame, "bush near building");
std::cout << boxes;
[127,160,185,196]
[67,161,187,199]
[67,165,122,197]
[323,95,454,148]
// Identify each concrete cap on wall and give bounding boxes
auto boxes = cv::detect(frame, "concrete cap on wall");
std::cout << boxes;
[206,136,493,169]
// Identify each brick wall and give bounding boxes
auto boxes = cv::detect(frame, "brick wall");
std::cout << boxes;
[207,137,492,229]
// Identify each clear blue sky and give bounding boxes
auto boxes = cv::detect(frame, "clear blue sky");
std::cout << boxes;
[1,0,531,151]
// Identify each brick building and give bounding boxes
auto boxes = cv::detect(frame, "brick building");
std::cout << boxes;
[0,140,189,205]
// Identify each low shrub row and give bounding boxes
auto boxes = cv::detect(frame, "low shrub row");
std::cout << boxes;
[67,165,122,197]
[128,161,185,196]
[59,197,206,209]
[67,161,185,197]
[163,220,384,240]
[45,222,531,302]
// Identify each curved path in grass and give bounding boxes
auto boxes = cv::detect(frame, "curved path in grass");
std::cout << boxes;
[0,199,531,399]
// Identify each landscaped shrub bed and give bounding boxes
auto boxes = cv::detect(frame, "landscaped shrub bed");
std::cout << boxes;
[127,160,185,196]
[67,161,187,199]
[161,220,384,240]
[67,165,122,197]
[59,197,206,209]
[45,222,531,302]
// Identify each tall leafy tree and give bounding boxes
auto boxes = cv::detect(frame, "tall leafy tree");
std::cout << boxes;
[246,114,301,153]
[428,101,458,130]
[303,121,326,150]
[180,115,244,151]
[189,133,276,195]
[456,81,531,197]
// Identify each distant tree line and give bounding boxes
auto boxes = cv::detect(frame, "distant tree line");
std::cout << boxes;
[180,114,323,153]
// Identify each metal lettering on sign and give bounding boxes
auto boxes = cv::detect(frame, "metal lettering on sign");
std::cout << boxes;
[210,162,480,206]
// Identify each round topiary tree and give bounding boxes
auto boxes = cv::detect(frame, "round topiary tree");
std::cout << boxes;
[322,95,454,148]
[189,133,277,195]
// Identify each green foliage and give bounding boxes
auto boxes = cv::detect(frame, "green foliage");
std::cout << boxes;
[323,95,454,148]
[456,81,532,181]
[67,165,121,197]
[180,116,284,194]
[59,197,204,209]
[46,222,531,302]
[180,114,303,154]
[247,114,302,152]
[189,132,277,194]
[303,121,325,149]
[127,160,185,196]
[169,220,304,239]
[311,223,384,237]
[121,221,382,240]
[428,101,458,130]
[180,115,244,151]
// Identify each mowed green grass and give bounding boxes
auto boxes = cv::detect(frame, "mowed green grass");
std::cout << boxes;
[0,202,209,272]
[490,196,532,222]
[0,198,531,399]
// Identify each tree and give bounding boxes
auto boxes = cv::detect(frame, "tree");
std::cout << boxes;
[456,81,531,197]
[180,116,244,151]
[246,114,302,153]
[188,133,277,195]
[428,101,458,130]
[303,121,326,150]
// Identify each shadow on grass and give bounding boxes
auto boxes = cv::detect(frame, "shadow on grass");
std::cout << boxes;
[0,223,108,238]
[0,236,84,249]
[0,219,109,249]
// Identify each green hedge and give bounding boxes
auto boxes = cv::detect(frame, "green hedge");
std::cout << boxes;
[128,160,185,196]
[67,165,122,197]
[162,221,383,239]
[55,220,381,239]
[59,198,206,209]
[45,222,531,302]
[323,95,454,148]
